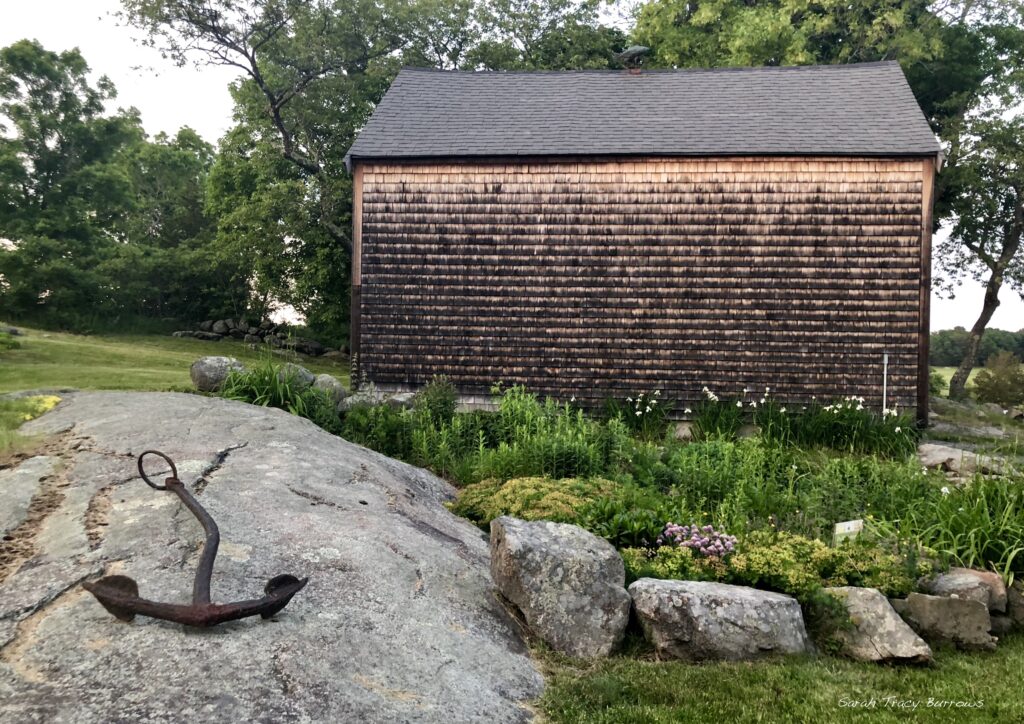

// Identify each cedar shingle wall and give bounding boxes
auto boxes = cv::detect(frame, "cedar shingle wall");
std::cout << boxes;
[358,157,924,413]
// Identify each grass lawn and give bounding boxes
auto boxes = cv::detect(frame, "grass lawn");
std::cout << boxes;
[932,366,981,390]
[539,635,1024,723]
[0,326,349,394]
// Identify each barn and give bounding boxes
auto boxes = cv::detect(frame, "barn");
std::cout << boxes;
[343,61,941,423]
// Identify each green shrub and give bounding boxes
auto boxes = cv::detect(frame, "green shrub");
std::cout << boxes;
[450,476,619,526]
[220,360,343,435]
[622,531,929,602]
[971,351,1024,407]
[0,332,21,351]
[603,390,672,441]
[414,375,458,426]
[889,474,1024,583]
[342,402,414,460]
[691,387,745,440]
[577,486,683,548]
[930,369,948,397]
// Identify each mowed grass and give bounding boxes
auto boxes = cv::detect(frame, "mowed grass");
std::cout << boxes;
[932,366,981,390]
[539,635,1024,723]
[0,326,349,394]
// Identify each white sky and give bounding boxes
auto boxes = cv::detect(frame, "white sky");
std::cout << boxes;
[3,0,1023,332]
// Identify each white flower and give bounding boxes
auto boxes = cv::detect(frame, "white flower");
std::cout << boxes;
[780,407,787,413]
[645,406,652,413]
[570,395,576,403]
[743,387,749,394]
[895,426,902,433]
[765,386,771,392]
[626,397,632,402]
[941,486,951,496]
[654,390,661,396]
[684,408,692,414]
[736,401,743,407]
[749,401,758,408]
[635,410,642,416]
[856,404,863,411]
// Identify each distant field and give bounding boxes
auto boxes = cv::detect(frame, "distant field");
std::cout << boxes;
[0,327,349,394]
[932,366,981,392]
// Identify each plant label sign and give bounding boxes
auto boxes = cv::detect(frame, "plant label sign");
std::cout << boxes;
[833,519,864,546]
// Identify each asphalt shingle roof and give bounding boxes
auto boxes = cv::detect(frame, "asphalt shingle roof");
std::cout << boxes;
[344,62,940,168]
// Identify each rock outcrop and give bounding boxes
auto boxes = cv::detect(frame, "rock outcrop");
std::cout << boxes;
[629,579,810,662]
[0,392,542,723]
[489,517,631,658]
[826,587,931,664]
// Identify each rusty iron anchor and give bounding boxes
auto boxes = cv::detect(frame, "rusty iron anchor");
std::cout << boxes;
[83,450,308,627]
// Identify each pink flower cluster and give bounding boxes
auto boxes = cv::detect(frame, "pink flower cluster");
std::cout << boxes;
[656,522,737,558]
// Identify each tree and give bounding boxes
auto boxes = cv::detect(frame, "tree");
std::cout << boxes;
[0,39,142,325]
[633,0,944,68]
[941,112,1024,399]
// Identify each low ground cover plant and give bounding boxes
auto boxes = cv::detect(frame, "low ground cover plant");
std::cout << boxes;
[0,394,60,458]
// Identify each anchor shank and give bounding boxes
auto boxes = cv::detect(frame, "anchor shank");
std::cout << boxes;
[166,478,220,606]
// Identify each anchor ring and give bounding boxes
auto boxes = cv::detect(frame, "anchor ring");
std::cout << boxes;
[138,449,178,490]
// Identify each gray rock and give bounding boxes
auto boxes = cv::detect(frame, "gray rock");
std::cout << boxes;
[211,319,229,335]
[928,568,1007,613]
[1008,581,1024,630]
[243,334,261,344]
[192,331,223,342]
[1,324,22,336]
[171,330,195,338]
[826,587,931,664]
[277,363,315,391]
[189,356,245,392]
[259,320,275,330]
[247,326,260,336]
[198,320,214,332]
[313,374,349,404]
[490,517,630,658]
[290,337,326,356]
[323,349,349,362]
[228,328,247,340]
[896,593,997,651]
[339,387,386,412]
[990,614,1014,636]
[629,579,810,662]
[2,392,542,723]
[225,318,238,331]
[387,392,418,409]
[917,443,1004,477]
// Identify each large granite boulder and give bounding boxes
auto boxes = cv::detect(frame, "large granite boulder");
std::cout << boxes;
[189,356,244,392]
[928,568,1007,613]
[489,517,630,658]
[825,587,931,664]
[629,579,810,662]
[313,374,349,405]
[891,593,997,651]
[277,362,315,391]
[1,392,541,723]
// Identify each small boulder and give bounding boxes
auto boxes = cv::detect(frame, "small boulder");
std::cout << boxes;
[387,392,417,409]
[1008,581,1024,629]
[291,337,326,356]
[826,587,931,664]
[198,320,214,332]
[490,517,630,658]
[629,579,810,662]
[225,318,238,331]
[928,568,1007,613]
[192,331,223,342]
[189,356,244,392]
[313,374,349,405]
[339,387,385,412]
[211,319,229,335]
[243,334,262,344]
[171,331,195,338]
[1,324,22,336]
[894,593,996,651]
[277,363,315,391]
[322,349,349,362]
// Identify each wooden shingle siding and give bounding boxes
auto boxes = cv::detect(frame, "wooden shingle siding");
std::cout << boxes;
[357,157,926,415]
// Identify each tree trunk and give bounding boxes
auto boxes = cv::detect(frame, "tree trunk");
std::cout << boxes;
[949,270,1003,399]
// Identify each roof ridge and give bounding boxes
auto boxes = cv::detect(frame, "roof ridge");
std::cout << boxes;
[396,61,902,77]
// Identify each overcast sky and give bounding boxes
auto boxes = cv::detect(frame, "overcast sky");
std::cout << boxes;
[3,0,1022,332]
